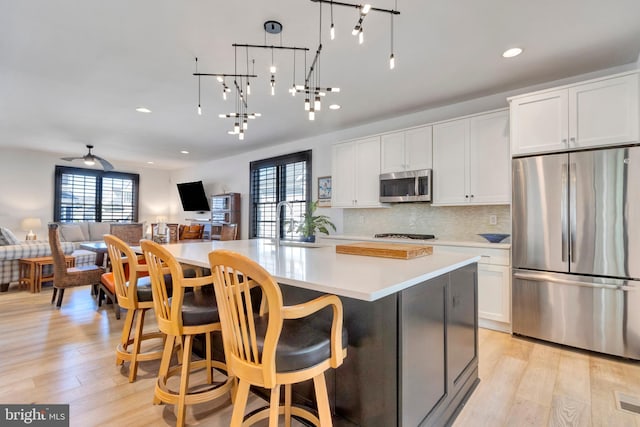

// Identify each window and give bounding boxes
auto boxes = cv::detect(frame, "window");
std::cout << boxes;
[53,166,139,222]
[249,150,311,239]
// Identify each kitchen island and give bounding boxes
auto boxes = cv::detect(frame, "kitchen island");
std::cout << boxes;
[157,239,480,426]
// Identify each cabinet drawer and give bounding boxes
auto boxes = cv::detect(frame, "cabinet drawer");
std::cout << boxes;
[432,245,510,266]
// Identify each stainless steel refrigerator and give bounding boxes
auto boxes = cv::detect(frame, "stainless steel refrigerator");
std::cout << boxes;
[512,145,640,359]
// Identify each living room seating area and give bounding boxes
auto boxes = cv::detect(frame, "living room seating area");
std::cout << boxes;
[0,222,115,292]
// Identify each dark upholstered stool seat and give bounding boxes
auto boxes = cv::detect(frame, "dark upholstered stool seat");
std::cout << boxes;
[136,268,196,301]
[170,287,219,326]
[254,315,348,373]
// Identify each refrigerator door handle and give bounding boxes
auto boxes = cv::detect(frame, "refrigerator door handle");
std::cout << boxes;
[561,163,568,262]
[569,161,577,265]
[513,271,636,291]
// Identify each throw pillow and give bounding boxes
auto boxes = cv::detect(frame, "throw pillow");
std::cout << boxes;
[0,227,21,245]
[59,224,87,242]
[89,222,111,241]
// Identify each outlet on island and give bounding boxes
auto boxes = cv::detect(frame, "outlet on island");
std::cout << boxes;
[489,215,497,225]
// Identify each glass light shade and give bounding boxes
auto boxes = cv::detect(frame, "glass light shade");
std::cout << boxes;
[239,131,245,141]
[84,159,95,166]
[362,4,371,14]
[216,76,224,82]
[247,81,251,95]
[198,105,202,115]
[308,110,315,121]
[314,97,321,110]
[330,24,335,40]
[359,29,364,44]
[389,54,395,69]
[270,65,276,73]
[304,99,310,111]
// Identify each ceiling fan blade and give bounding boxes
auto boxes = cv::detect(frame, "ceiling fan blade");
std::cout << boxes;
[95,156,114,171]
[61,156,82,161]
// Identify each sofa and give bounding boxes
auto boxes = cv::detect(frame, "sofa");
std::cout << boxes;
[0,222,112,292]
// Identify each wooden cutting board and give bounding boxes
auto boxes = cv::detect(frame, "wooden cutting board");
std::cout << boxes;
[335,242,433,259]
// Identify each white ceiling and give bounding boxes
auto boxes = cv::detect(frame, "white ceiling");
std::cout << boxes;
[2,0,640,169]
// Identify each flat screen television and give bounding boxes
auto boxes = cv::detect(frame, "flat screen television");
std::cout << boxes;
[177,181,210,212]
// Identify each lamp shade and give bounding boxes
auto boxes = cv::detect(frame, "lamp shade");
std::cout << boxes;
[21,217,42,231]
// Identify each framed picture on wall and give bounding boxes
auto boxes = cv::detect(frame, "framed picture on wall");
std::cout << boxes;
[317,176,331,207]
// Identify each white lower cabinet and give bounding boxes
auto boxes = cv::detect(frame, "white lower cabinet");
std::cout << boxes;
[431,244,511,331]
[478,263,510,325]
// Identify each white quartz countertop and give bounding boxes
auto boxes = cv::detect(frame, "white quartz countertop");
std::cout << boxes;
[155,239,480,302]
[321,234,511,249]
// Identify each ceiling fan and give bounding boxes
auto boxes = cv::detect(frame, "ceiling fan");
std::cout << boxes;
[61,144,114,171]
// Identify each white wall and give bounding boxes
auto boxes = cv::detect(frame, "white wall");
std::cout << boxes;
[0,147,172,238]
[170,63,637,239]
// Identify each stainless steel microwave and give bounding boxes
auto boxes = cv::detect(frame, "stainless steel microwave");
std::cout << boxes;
[379,169,432,202]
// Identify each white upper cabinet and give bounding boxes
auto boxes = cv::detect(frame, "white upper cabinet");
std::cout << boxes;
[332,137,385,208]
[433,110,510,206]
[469,111,511,204]
[510,72,639,156]
[381,126,433,173]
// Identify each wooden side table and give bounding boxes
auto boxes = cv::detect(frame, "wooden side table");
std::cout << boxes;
[18,256,75,293]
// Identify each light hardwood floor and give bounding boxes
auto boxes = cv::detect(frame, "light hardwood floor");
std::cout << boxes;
[1,285,640,426]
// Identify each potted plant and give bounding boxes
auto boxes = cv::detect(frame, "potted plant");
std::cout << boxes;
[293,201,336,243]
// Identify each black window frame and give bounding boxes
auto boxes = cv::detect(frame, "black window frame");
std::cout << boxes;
[249,150,312,239]
[53,165,140,223]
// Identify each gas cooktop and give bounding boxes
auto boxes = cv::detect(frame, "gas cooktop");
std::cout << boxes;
[374,233,435,240]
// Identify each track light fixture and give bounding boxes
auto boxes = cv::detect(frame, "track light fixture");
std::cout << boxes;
[194,1,399,140]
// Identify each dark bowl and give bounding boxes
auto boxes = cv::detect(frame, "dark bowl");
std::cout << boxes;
[478,233,510,243]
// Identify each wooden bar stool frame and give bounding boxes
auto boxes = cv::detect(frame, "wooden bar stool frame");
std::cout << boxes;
[209,249,346,427]
[141,240,234,427]
[104,234,165,382]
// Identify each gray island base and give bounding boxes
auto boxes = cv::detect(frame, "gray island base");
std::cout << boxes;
[160,239,480,426]
[274,262,479,427]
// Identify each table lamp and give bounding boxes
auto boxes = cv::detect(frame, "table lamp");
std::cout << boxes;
[21,217,42,240]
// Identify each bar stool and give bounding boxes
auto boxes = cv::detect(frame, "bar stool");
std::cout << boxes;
[208,249,347,426]
[141,240,234,427]
[103,234,165,382]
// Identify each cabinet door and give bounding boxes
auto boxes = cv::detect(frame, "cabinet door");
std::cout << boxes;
[331,142,356,207]
[570,74,639,149]
[433,120,468,205]
[469,110,511,204]
[448,264,477,386]
[401,274,446,427]
[478,264,511,323]
[405,126,433,171]
[354,137,382,207]
[510,89,569,156]
[380,132,406,173]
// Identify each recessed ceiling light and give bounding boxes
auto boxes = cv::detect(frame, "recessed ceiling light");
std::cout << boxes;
[329,104,341,110]
[135,107,152,113]
[180,150,189,154]
[147,161,154,164]
[502,47,523,58]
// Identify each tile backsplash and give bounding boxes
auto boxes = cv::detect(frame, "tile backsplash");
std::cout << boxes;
[343,204,511,242]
